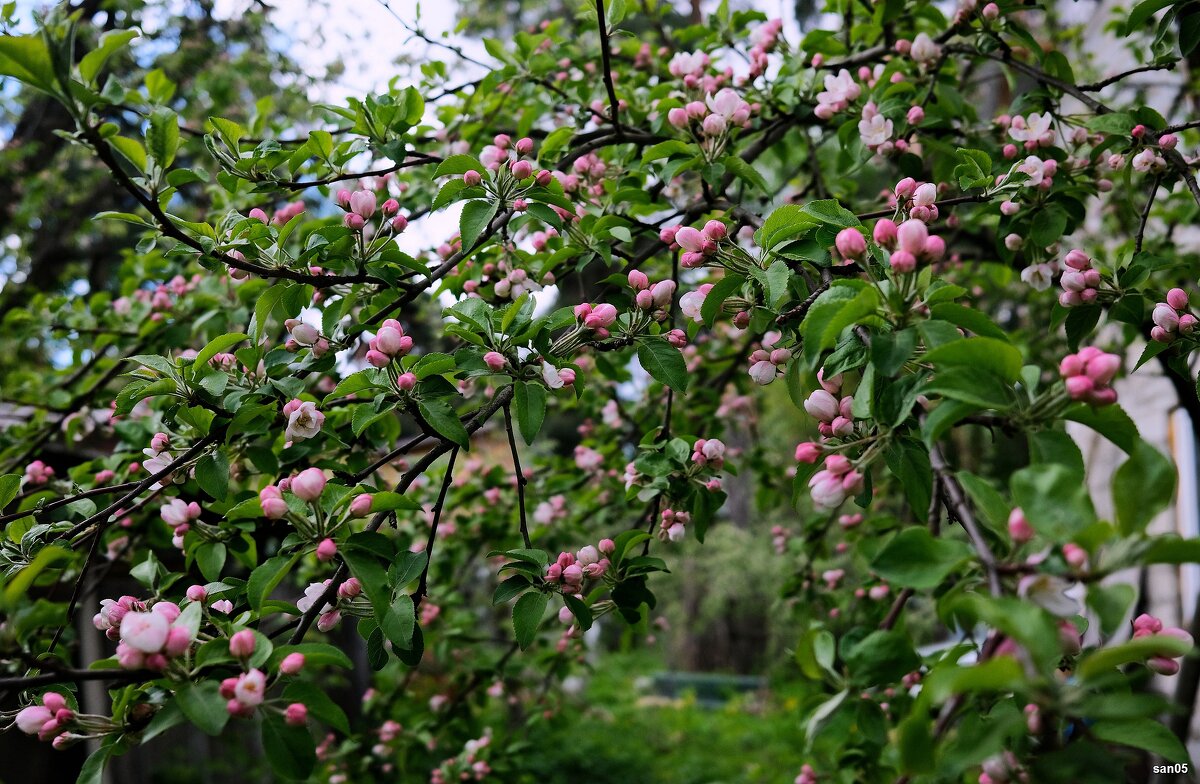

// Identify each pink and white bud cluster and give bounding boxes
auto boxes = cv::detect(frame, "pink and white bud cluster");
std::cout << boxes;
[220,669,267,717]
[857,102,894,153]
[891,177,940,221]
[1151,288,1196,342]
[14,692,75,743]
[873,217,945,273]
[1132,147,1166,173]
[112,601,195,670]
[679,283,714,323]
[297,580,343,631]
[476,134,538,178]
[691,438,726,469]
[574,302,619,337]
[1131,613,1194,675]
[160,498,201,549]
[366,318,414,368]
[283,318,330,357]
[335,189,377,231]
[283,399,325,443]
[545,543,611,594]
[541,361,576,390]
[746,19,782,76]
[748,343,792,385]
[94,595,145,640]
[658,508,691,542]
[808,455,864,510]
[1013,155,1057,189]
[533,494,568,525]
[907,32,941,64]
[628,271,677,318]
[804,389,854,438]
[665,220,727,269]
[667,50,711,85]
[1059,347,1120,406]
[666,90,751,137]
[814,69,861,119]
[979,751,1029,784]
[1057,249,1101,307]
[492,266,543,300]
[1008,112,1056,150]
[23,459,54,485]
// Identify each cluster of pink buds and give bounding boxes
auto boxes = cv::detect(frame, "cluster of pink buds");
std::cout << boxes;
[160,498,201,549]
[546,540,613,593]
[1132,614,1194,675]
[335,189,404,232]
[808,455,864,510]
[746,19,782,76]
[574,302,619,337]
[659,509,691,542]
[23,459,54,485]
[141,431,175,475]
[475,134,539,181]
[296,580,348,631]
[628,270,676,319]
[668,51,710,81]
[1059,347,1120,406]
[249,202,305,226]
[13,692,80,746]
[815,69,861,119]
[430,733,493,784]
[891,177,939,221]
[747,331,791,385]
[1006,111,1056,150]
[1013,155,1056,189]
[873,217,944,274]
[666,88,753,138]
[770,525,791,554]
[220,669,267,717]
[857,102,894,154]
[804,388,854,438]
[284,318,330,356]
[666,220,727,268]
[795,764,818,784]
[1132,147,1166,173]
[1151,288,1195,342]
[108,601,195,670]
[1057,249,1101,307]
[691,438,726,469]
[366,319,414,368]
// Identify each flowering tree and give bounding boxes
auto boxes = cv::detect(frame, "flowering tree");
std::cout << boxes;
[1,1,1199,781]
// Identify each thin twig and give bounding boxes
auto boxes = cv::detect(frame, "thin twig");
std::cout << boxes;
[594,0,622,133]
[414,447,459,611]
[503,402,532,549]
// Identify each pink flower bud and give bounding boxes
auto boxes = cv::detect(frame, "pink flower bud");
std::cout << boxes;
[284,703,308,726]
[906,105,925,125]
[598,538,615,555]
[316,538,337,562]
[703,220,728,240]
[248,208,269,223]
[894,177,918,199]
[349,191,376,219]
[1168,288,1189,310]
[337,578,362,599]
[1000,200,1019,216]
[873,218,898,247]
[1063,543,1087,569]
[515,137,534,154]
[280,652,306,674]
[1160,133,1178,150]
[349,494,373,518]
[511,160,533,179]
[1008,508,1033,543]
[628,270,649,290]
[982,2,999,18]
[896,219,929,255]
[229,629,256,658]
[484,351,506,372]
[835,228,867,259]
[397,372,417,391]
[186,584,207,603]
[464,170,482,187]
[584,303,618,329]
[889,250,917,273]
[291,467,327,502]
[923,235,946,260]
[494,134,511,149]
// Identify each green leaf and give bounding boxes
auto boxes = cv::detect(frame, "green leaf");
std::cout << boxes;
[700,274,744,326]
[147,108,181,168]
[513,590,548,649]
[871,527,971,589]
[109,136,148,171]
[195,451,230,501]
[1112,439,1175,534]
[1030,207,1068,247]
[923,337,1022,383]
[282,681,351,734]
[261,715,317,780]
[758,205,817,249]
[493,575,531,605]
[1092,719,1189,763]
[1064,403,1139,453]
[79,29,138,84]
[194,332,249,368]
[642,139,692,162]
[0,474,20,508]
[175,682,230,736]
[1011,463,1095,540]
[418,399,470,448]
[0,34,57,93]
[3,545,70,607]
[927,303,1007,340]
[1086,583,1136,636]
[459,200,498,249]
[247,553,301,611]
[801,199,860,228]
[380,593,416,651]
[921,366,1012,409]
[870,328,917,376]
[434,154,483,177]
[637,340,688,392]
[76,746,111,784]
[514,382,546,444]
[1122,0,1176,34]
[724,155,768,192]
[1080,635,1193,680]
